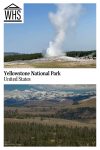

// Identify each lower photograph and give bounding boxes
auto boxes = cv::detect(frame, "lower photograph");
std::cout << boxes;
[4,84,96,146]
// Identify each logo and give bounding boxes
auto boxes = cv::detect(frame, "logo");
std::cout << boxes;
[4,3,22,22]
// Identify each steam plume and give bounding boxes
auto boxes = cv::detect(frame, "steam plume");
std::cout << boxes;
[46,4,82,57]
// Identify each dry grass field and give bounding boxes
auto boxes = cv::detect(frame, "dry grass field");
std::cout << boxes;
[4,59,96,68]
[5,117,96,128]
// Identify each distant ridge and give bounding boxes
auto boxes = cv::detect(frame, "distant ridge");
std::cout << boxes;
[4,52,20,56]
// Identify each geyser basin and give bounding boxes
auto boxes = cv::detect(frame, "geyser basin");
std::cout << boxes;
[29,55,84,63]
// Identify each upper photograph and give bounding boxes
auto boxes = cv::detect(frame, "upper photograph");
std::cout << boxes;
[4,3,96,68]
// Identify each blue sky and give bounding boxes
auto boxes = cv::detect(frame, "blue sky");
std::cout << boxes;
[4,3,96,53]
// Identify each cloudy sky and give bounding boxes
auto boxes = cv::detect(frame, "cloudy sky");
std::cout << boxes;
[4,3,96,53]
[4,84,96,92]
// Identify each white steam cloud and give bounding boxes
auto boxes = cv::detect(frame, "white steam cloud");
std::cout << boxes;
[46,4,82,57]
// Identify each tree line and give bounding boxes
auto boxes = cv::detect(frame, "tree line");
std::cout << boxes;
[4,53,43,62]
[66,50,96,58]
[4,122,96,146]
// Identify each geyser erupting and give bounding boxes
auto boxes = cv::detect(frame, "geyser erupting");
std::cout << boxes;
[46,4,82,57]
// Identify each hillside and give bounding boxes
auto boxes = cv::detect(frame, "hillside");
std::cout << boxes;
[4,98,96,146]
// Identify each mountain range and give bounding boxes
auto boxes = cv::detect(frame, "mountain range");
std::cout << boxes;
[4,85,96,107]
